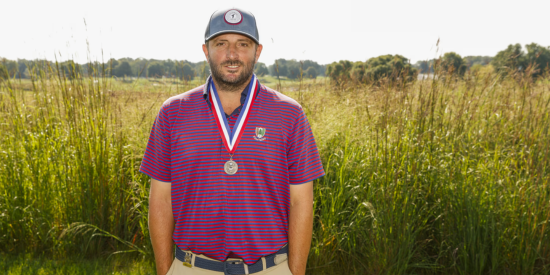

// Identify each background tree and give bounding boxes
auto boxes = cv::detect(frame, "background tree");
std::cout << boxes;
[181,63,195,81]
[265,59,324,78]
[268,59,318,79]
[363,54,417,83]
[268,60,288,78]
[441,52,467,76]
[491,43,550,78]
[463,56,493,68]
[419,60,429,74]
[115,61,133,77]
[326,61,347,84]
[132,58,149,78]
[254,62,269,76]
[0,58,19,79]
[302,60,325,76]
[286,62,302,80]
[414,60,435,74]
[107,58,119,77]
[304,67,318,79]
[326,60,354,84]
[0,63,9,80]
[85,62,99,77]
[350,62,365,82]
[60,60,82,79]
[338,60,353,73]
[491,44,526,75]
[148,63,164,78]
[164,59,176,77]
[198,62,210,80]
[525,43,550,77]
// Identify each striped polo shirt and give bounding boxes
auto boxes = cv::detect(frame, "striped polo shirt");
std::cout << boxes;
[140,77,325,265]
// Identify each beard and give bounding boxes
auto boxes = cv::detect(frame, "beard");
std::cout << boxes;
[208,56,256,92]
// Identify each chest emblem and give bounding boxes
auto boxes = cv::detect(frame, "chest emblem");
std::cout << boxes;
[254,127,267,141]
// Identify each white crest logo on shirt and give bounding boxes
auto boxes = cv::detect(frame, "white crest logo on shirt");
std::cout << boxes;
[254,127,266,141]
[224,10,243,25]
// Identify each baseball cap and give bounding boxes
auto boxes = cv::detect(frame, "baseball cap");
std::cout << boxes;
[204,8,259,44]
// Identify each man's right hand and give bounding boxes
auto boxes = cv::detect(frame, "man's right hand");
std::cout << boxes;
[149,178,175,275]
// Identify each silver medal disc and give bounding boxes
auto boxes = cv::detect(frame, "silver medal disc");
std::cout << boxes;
[224,160,238,175]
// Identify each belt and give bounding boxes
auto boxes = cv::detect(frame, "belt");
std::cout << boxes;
[175,245,289,275]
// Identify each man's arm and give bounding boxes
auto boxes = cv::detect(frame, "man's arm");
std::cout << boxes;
[149,178,175,275]
[288,181,314,275]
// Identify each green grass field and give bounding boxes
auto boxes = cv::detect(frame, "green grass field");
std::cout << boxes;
[1,66,550,274]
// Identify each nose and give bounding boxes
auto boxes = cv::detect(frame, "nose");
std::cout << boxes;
[226,44,239,60]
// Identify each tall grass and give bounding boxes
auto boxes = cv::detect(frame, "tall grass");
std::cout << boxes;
[0,62,154,258]
[306,70,550,274]
[1,62,549,274]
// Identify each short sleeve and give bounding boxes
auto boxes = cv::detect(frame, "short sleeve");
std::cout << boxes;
[139,104,172,182]
[287,108,325,185]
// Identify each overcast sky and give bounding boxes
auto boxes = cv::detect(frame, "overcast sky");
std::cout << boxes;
[2,0,549,65]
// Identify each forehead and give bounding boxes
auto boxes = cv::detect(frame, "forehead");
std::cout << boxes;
[209,33,254,43]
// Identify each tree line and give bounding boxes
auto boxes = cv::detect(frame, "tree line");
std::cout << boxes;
[2,43,549,81]
[323,43,550,84]
[325,55,417,84]
[254,59,326,79]
[0,58,209,81]
[414,43,550,79]
[0,56,326,81]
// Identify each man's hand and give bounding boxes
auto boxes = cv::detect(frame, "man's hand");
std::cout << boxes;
[149,178,175,275]
[288,181,314,275]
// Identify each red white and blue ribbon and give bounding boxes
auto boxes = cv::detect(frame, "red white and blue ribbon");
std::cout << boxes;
[208,74,259,154]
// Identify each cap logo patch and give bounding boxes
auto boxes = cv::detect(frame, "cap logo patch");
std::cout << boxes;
[224,9,243,25]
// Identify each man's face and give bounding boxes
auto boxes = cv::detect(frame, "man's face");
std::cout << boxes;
[202,33,263,90]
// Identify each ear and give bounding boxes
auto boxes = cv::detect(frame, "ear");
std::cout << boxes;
[202,44,209,62]
[255,44,263,63]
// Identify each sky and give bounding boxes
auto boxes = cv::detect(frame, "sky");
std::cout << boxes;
[2,0,549,66]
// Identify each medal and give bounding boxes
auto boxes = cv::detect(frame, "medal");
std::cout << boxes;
[208,74,259,175]
[224,158,239,175]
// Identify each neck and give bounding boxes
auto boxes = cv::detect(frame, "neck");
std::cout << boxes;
[212,75,253,115]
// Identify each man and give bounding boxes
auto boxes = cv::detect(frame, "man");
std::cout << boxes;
[140,8,325,275]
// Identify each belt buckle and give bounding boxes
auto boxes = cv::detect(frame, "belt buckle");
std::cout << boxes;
[224,259,246,275]
[182,252,192,268]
